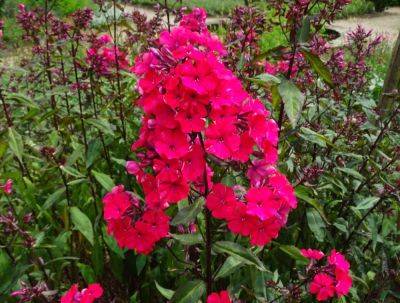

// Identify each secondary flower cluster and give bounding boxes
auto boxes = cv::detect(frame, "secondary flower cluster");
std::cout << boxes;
[102,8,296,254]
[207,290,232,303]
[102,185,169,254]
[301,249,352,301]
[207,166,296,246]
[86,34,130,77]
[61,283,103,303]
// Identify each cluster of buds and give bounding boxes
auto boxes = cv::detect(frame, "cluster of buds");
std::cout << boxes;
[269,0,351,31]
[225,6,267,78]
[86,34,130,77]
[302,166,325,183]
[124,8,163,49]
[0,209,35,248]
[11,282,50,303]
[16,5,93,48]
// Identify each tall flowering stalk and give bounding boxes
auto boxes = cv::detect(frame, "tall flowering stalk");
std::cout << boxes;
[102,8,297,296]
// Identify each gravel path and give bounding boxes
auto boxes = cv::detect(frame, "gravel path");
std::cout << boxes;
[126,4,400,46]
[330,7,400,44]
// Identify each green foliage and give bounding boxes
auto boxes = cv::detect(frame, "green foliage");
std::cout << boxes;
[338,0,375,18]
[131,0,245,15]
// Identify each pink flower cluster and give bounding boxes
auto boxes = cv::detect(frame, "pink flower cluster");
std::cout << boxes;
[61,283,103,303]
[0,179,12,195]
[103,185,170,254]
[86,34,130,76]
[301,249,352,301]
[207,290,231,303]
[103,8,296,253]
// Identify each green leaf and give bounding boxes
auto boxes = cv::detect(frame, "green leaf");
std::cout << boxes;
[300,127,328,147]
[86,139,102,168]
[86,118,115,136]
[77,263,96,284]
[171,280,206,303]
[249,73,281,86]
[136,255,147,275]
[92,240,104,276]
[213,241,266,271]
[171,199,204,226]
[6,93,39,109]
[171,233,203,246]
[355,196,380,210]
[297,17,311,43]
[271,85,281,108]
[42,187,66,210]
[92,170,115,191]
[60,165,85,178]
[155,281,175,300]
[278,79,305,127]
[301,49,334,88]
[8,128,24,162]
[336,167,365,180]
[295,186,329,224]
[278,245,308,265]
[102,227,125,259]
[307,208,326,242]
[70,207,94,245]
[214,256,244,280]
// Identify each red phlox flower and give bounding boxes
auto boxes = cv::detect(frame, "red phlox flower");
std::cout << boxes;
[154,128,189,160]
[249,217,281,246]
[207,290,232,303]
[0,179,12,195]
[61,283,103,303]
[245,186,279,221]
[157,169,189,203]
[301,248,325,260]
[175,102,206,133]
[141,209,170,241]
[227,202,257,236]
[305,249,352,301]
[309,273,336,301]
[206,183,237,219]
[103,185,138,221]
[130,221,158,254]
[205,121,240,160]
[182,144,205,181]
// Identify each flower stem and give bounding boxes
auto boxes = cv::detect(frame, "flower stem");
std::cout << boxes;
[198,133,212,295]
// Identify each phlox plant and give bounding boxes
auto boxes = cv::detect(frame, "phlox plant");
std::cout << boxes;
[0,0,399,303]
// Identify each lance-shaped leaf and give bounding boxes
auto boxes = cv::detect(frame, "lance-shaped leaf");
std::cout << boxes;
[278,79,305,127]
[70,207,94,245]
[301,49,334,88]
[171,199,204,226]
[213,241,266,271]
[92,170,115,191]
[307,208,326,242]
[214,256,244,280]
[171,280,206,303]
[8,128,24,163]
[171,233,204,246]
[155,281,175,300]
[278,245,308,265]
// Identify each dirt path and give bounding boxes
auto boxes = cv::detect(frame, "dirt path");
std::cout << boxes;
[330,7,400,44]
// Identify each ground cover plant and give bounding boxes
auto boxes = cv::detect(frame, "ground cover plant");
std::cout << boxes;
[0,0,399,302]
